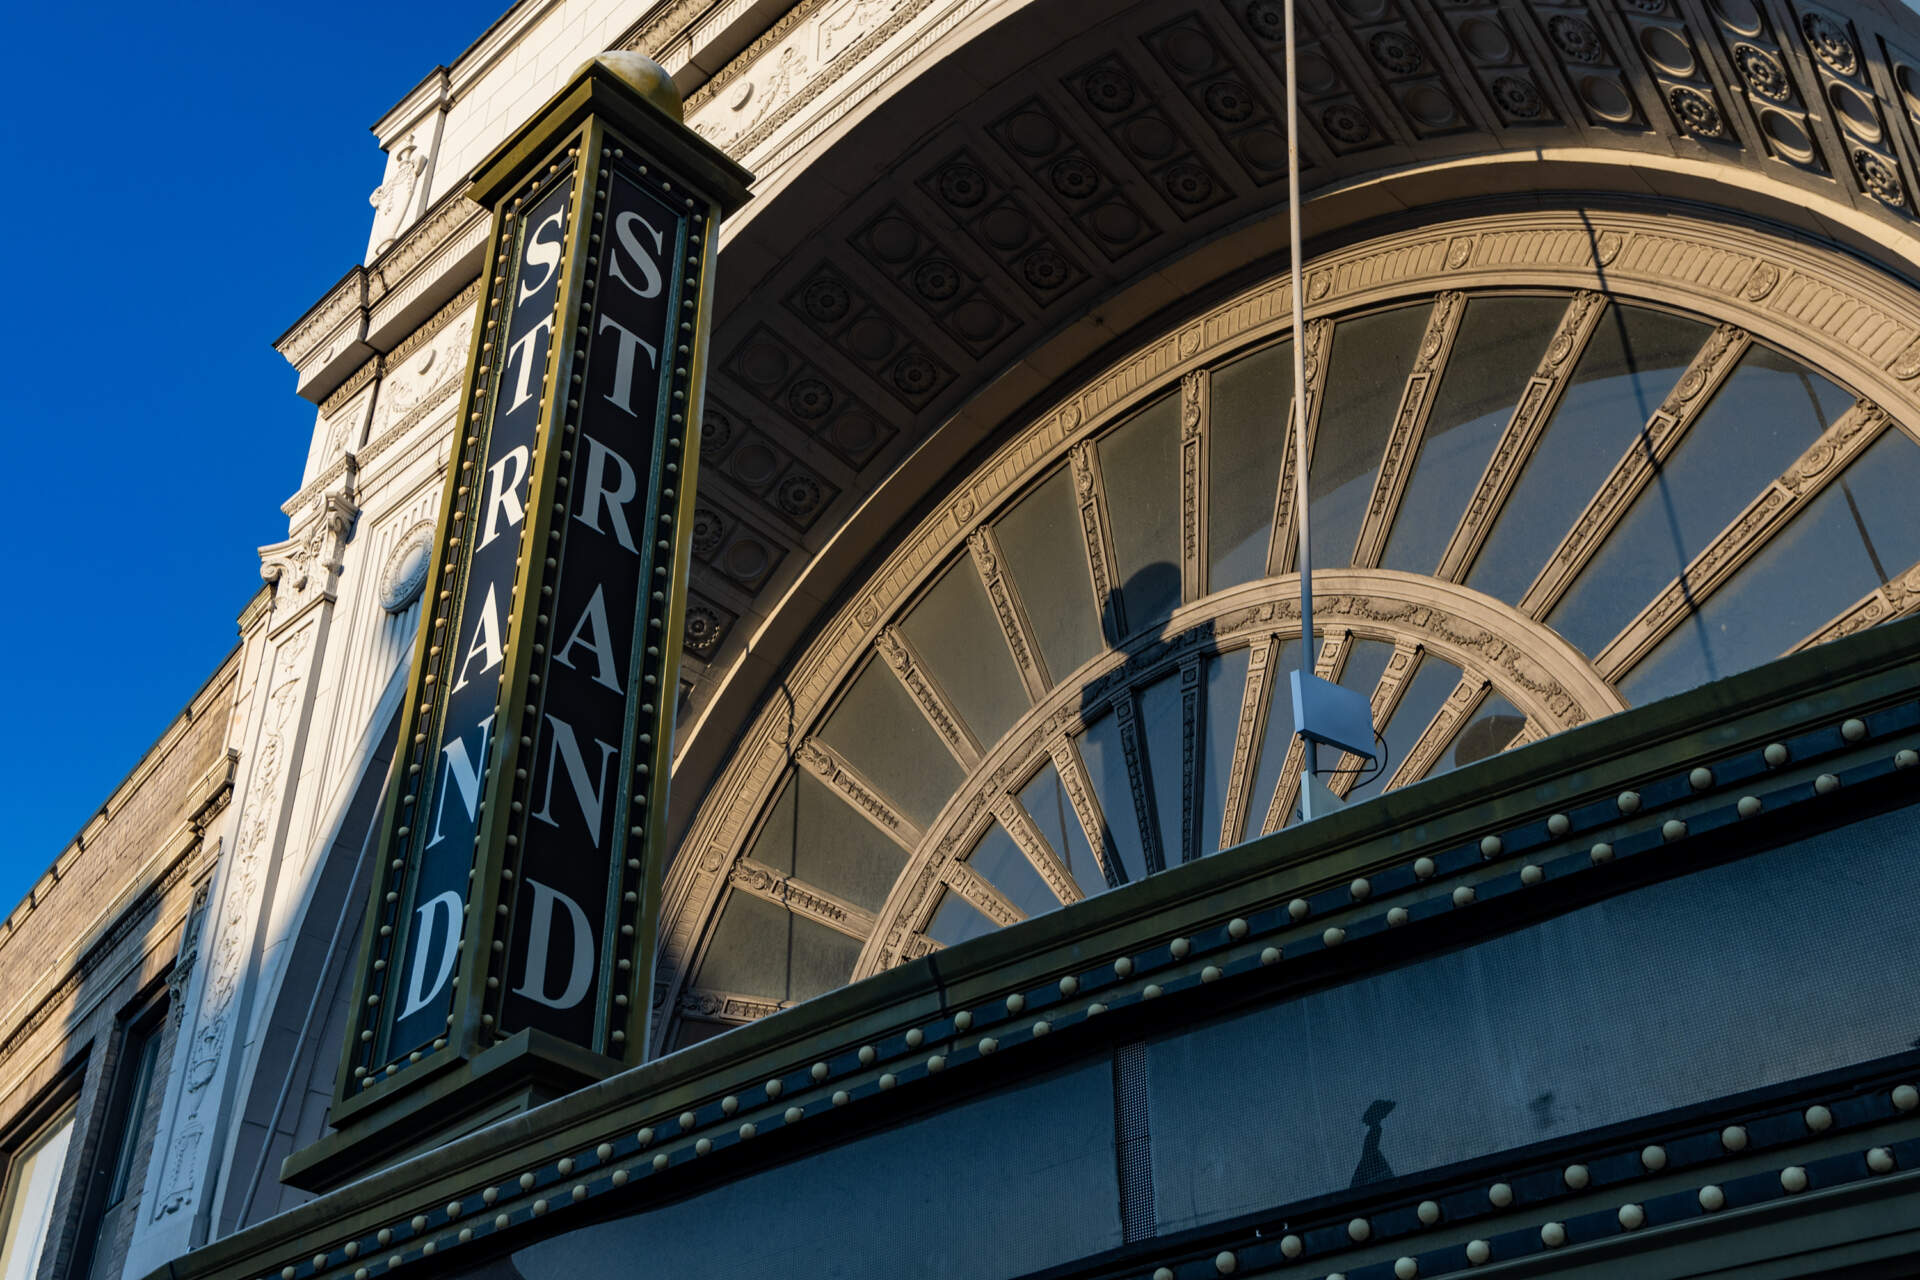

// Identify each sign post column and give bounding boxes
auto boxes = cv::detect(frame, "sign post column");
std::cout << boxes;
[287,51,750,1190]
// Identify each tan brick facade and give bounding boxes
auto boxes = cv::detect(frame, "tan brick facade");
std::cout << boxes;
[0,652,238,1280]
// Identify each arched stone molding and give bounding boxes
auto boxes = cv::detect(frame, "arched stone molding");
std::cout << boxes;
[655,203,1920,1049]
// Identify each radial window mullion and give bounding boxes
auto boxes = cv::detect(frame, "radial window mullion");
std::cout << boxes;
[1791,551,1920,651]
[1265,319,1334,578]
[1382,674,1490,791]
[1303,303,1438,571]
[1453,302,1710,601]
[1598,398,1893,682]
[1351,292,1467,569]
[1518,324,1751,620]
[1547,343,1849,657]
[1433,291,1610,584]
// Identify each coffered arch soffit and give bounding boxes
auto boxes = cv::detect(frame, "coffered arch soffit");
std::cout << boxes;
[670,0,1920,844]
[654,201,1920,1047]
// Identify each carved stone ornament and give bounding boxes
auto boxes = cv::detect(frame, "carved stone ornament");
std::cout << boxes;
[378,521,435,613]
[260,488,359,622]
[368,136,430,259]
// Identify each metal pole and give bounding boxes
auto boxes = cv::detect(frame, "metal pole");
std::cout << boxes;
[1285,0,1318,819]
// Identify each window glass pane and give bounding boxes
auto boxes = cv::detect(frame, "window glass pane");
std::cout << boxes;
[900,556,1030,747]
[507,1061,1118,1280]
[1382,296,1566,574]
[1147,804,1920,1236]
[927,890,996,947]
[1467,306,1709,603]
[693,892,861,1003]
[1547,347,1844,656]
[995,468,1105,679]
[1346,654,1462,805]
[1019,761,1109,896]
[1098,395,1184,635]
[1309,305,1431,568]
[1621,427,1920,705]
[0,1112,73,1280]
[1243,639,1302,842]
[817,659,964,830]
[966,823,1058,921]
[1137,672,1185,866]
[1078,712,1148,882]
[748,773,907,915]
[1199,647,1252,854]
[1424,692,1524,782]
[107,1022,163,1204]
[1208,341,1291,590]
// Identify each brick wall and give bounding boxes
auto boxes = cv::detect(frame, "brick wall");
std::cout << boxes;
[0,652,239,1280]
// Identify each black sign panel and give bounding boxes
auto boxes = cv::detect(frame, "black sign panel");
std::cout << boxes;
[497,173,685,1043]
[383,179,573,1060]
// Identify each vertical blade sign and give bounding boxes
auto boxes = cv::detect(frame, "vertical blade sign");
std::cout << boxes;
[498,167,683,1046]
[328,59,750,1142]
[385,178,574,1062]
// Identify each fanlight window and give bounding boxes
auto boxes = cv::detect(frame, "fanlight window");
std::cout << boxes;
[668,286,1920,1048]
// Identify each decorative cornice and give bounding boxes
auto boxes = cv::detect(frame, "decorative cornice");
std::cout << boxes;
[679,0,829,110]
[622,0,718,60]
[367,195,484,306]
[383,278,481,368]
[237,586,274,636]
[319,360,378,421]
[275,269,368,367]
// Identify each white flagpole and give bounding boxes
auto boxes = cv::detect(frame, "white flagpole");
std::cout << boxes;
[1285,0,1318,820]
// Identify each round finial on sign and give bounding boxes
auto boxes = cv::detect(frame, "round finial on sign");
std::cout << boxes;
[577,51,684,121]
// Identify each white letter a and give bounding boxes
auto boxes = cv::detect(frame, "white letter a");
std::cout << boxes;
[451,584,505,692]
[554,584,622,693]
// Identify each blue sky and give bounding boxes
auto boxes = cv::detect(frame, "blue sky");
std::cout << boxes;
[0,2,507,912]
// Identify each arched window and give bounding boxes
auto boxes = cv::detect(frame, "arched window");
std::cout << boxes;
[660,224,1920,1050]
